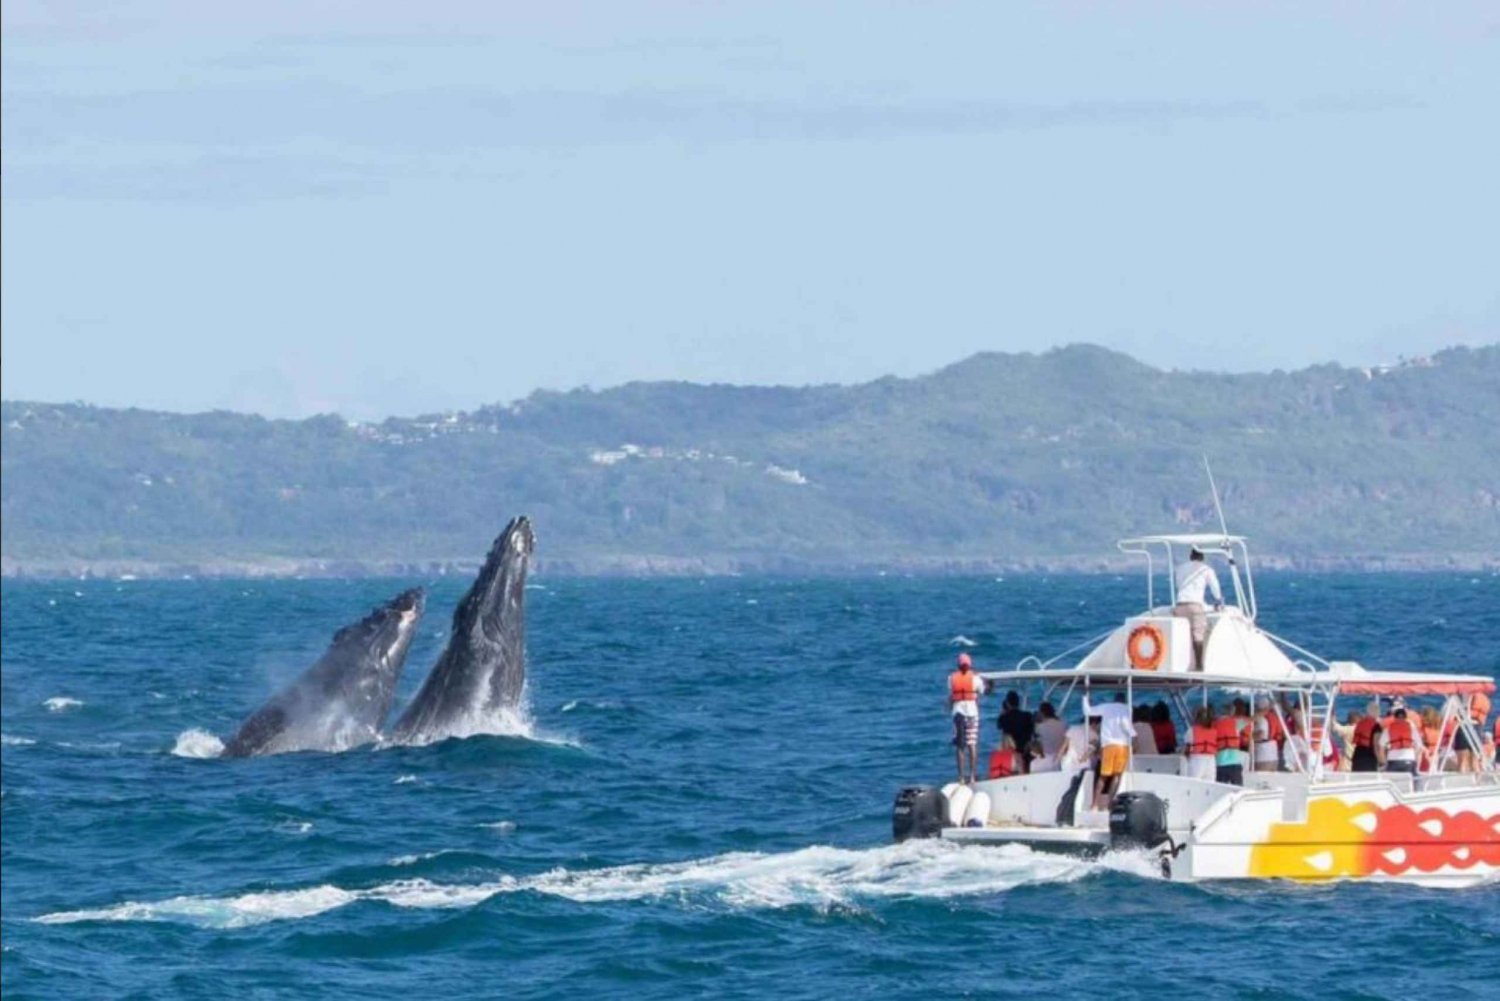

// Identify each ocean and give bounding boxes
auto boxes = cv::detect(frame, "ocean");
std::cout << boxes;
[2,573,1496,1000]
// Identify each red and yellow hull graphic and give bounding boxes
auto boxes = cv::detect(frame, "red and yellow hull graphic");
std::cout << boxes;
[1248,798,1500,880]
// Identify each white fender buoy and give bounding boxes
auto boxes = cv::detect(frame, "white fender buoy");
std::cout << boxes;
[963,791,992,827]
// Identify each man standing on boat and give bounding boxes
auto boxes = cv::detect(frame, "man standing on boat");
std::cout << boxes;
[1082,691,1135,810]
[1173,546,1223,670]
[948,653,984,785]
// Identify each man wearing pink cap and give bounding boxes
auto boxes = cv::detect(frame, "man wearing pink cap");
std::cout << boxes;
[949,653,984,784]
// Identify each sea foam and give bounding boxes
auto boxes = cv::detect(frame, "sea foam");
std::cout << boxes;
[171,729,225,758]
[35,840,1095,929]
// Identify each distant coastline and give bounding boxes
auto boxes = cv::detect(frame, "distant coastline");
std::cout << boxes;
[6,344,1498,577]
[3,551,1496,581]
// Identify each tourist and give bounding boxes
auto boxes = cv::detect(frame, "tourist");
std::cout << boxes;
[1350,703,1383,773]
[1419,706,1443,773]
[1058,713,1096,773]
[987,735,1020,779]
[1172,546,1223,670]
[1033,701,1067,771]
[1132,705,1159,755]
[1150,701,1177,754]
[996,691,1036,775]
[948,653,983,785]
[1213,700,1250,785]
[1183,705,1218,782]
[1331,710,1360,771]
[1384,707,1418,774]
[1082,691,1135,810]
[1252,698,1282,774]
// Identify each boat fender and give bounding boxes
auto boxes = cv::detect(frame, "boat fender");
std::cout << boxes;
[892,786,946,843]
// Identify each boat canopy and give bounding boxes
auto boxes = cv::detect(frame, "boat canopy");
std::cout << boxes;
[1118,533,1247,548]
[976,666,1495,696]
[1326,661,1496,696]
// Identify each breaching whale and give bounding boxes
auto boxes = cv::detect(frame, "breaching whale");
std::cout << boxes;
[390,516,534,744]
[223,588,425,757]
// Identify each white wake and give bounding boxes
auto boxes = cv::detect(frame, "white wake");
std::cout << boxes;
[35,840,1113,929]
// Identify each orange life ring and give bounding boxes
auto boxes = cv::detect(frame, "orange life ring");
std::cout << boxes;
[1126,624,1165,671]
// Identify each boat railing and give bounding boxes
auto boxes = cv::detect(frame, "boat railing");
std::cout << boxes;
[1012,626,1118,673]
[1255,626,1335,673]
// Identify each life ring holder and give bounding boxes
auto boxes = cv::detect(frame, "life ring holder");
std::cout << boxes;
[1126,623,1166,671]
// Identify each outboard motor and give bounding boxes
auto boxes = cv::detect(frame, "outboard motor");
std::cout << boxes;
[892,786,946,843]
[1108,792,1169,851]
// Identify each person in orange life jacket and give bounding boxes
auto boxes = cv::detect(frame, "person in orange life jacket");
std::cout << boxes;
[1213,700,1251,786]
[1418,706,1443,773]
[1182,704,1218,782]
[988,735,1020,779]
[1252,698,1284,774]
[1383,707,1419,774]
[948,653,985,785]
[1350,702,1384,773]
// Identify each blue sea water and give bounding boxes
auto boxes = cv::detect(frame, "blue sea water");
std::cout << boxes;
[2,572,1497,1001]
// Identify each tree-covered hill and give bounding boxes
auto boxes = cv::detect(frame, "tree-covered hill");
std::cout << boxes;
[3,344,1498,575]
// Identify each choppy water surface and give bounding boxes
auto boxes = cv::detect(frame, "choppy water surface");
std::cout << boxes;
[3,574,1497,999]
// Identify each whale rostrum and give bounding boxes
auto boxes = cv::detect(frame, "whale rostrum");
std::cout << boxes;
[222,588,426,757]
[390,516,534,744]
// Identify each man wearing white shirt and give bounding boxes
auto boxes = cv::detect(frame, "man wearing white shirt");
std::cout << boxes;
[1082,692,1136,810]
[1173,547,1223,671]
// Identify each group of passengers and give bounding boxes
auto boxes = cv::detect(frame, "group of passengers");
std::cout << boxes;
[1331,693,1496,775]
[948,653,1498,795]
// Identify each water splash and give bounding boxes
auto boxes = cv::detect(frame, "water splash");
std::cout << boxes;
[171,729,225,759]
[44,697,84,712]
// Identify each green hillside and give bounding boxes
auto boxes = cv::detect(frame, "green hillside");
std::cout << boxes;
[3,344,1498,574]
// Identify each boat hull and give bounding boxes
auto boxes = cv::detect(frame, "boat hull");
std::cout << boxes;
[930,773,1500,886]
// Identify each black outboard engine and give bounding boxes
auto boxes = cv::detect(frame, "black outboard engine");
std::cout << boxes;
[1108,792,1169,851]
[892,786,946,843]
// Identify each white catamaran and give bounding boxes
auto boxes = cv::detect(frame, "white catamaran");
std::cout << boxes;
[893,533,1499,885]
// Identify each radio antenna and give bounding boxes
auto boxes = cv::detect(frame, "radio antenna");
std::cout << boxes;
[1202,455,1232,555]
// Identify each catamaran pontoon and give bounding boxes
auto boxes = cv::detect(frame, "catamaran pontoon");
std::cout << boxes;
[893,533,1499,885]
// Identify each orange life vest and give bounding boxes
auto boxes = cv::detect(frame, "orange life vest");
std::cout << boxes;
[1471,692,1492,723]
[1387,718,1415,751]
[1214,716,1245,752]
[949,670,977,703]
[1188,724,1218,756]
[1353,717,1379,749]
[1263,712,1286,743]
[987,748,1017,779]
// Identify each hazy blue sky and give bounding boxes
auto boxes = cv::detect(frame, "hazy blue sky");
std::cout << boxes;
[3,2,1497,419]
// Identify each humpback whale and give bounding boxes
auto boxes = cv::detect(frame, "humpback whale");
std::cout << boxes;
[223,589,425,757]
[391,516,534,744]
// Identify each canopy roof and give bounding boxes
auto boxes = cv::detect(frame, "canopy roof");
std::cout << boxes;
[1327,662,1495,696]
[977,666,1495,696]
[1118,533,1246,548]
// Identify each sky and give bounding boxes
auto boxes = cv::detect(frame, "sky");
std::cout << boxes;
[3,2,1498,420]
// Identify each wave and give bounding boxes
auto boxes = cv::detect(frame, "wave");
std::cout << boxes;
[44,697,84,712]
[34,840,1103,929]
[1,733,37,746]
[171,729,225,758]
